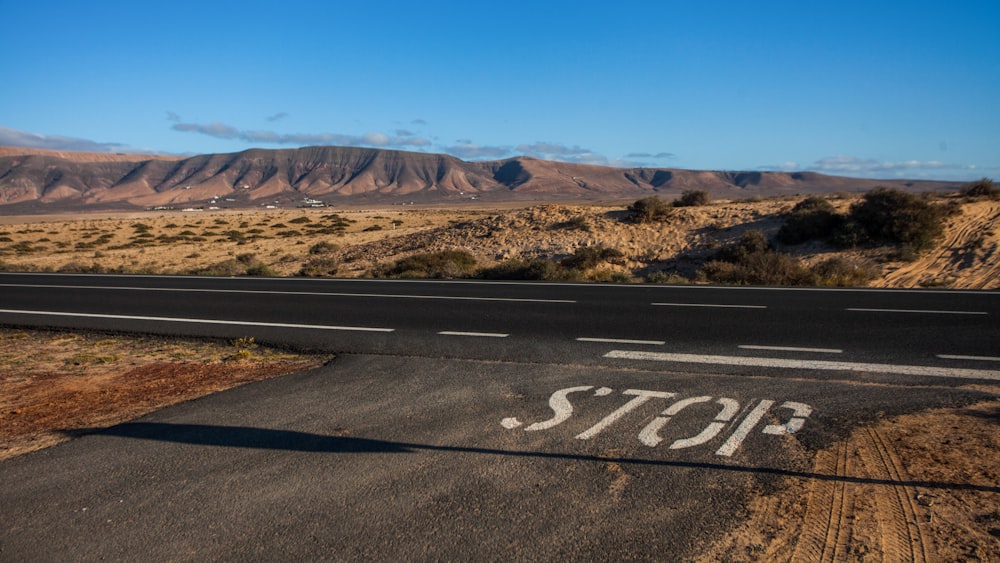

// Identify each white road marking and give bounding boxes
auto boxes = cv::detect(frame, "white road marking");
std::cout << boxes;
[638,396,712,447]
[524,386,596,432]
[0,309,394,332]
[652,302,766,309]
[738,345,843,354]
[575,389,676,440]
[847,307,987,315]
[762,401,813,435]
[437,331,509,338]
[603,350,1000,380]
[936,354,1000,362]
[500,418,522,429]
[0,284,576,304]
[716,400,774,457]
[670,398,741,450]
[576,337,666,346]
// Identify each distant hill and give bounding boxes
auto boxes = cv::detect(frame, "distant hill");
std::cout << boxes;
[0,145,959,213]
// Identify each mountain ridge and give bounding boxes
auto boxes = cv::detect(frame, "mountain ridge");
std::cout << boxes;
[0,145,958,213]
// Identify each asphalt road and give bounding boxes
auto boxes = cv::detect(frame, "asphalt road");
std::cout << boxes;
[1,274,998,560]
[0,273,998,381]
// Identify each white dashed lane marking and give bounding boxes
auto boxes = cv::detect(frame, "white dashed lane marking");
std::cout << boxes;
[576,337,666,346]
[652,302,767,310]
[0,284,575,304]
[847,307,987,315]
[437,331,509,338]
[937,354,1000,362]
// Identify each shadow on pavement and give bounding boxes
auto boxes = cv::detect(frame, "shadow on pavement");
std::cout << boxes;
[72,421,1000,494]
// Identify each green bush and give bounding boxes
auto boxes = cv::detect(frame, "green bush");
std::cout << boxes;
[702,230,815,285]
[841,188,947,252]
[777,197,843,244]
[674,190,711,207]
[376,250,478,279]
[629,196,672,223]
[713,230,770,263]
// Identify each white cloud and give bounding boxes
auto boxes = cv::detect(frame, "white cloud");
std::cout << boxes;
[443,143,512,159]
[0,126,128,153]
[759,155,982,180]
[171,121,431,149]
[810,155,976,175]
[625,151,676,159]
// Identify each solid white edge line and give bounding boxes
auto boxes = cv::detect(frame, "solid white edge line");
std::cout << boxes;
[847,307,987,315]
[1,272,996,296]
[603,350,1000,380]
[577,337,666,346]
[0,284,575,304]
[652,302,766,309]
[937,354,1000,362]
[437,331,509,338]
[0,309,394,333]
[739,345,843,354]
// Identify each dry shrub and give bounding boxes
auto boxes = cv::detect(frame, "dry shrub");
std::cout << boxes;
[962,178,998,199]
[674,189,711,207]
[374,250,478,279]
[478,259,563,281]
[628,196,672,223]
[299,256,340,277]
[811,256,881,287]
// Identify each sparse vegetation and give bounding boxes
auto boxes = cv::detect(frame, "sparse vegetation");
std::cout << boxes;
[373,250,478,279]
[308,241,340,255]
[674,189,711,207]
[298,256,340,277]
[839,188,950,253]
[628,196,672,223]
[776,188,953,260]
[477,259,562,281]
[776,196,842,245]
[559,245,624,270]
[0,193,990,288]
[962,177,998,199]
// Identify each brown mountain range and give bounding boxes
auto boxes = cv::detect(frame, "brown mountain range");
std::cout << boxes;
[0,145,958,213]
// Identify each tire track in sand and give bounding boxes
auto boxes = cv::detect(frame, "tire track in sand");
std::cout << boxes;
[856,427,931,563]
[790,439,855,562]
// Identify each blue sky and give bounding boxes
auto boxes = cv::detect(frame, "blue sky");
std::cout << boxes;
[1,0,997,180]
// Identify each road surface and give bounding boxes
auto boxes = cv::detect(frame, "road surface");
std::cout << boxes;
[0,274,997,560]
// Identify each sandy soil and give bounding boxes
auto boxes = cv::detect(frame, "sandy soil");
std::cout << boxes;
[699,393,1000,562]
[0,328,329,461]
[1,194,997,288]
